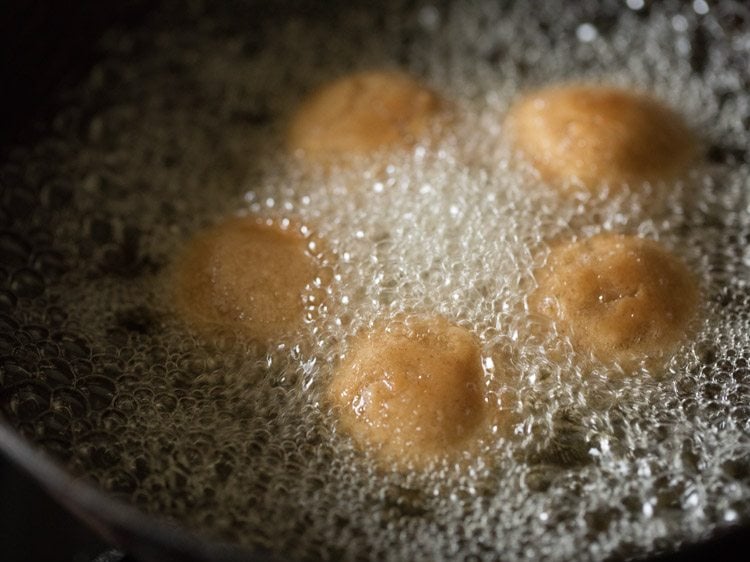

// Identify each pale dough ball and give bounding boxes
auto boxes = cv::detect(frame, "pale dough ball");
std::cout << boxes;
[287,70,443,161]
[530,234,699,368]
[506,85,698,192]
[171,216,323,344]
[328,316,487,470]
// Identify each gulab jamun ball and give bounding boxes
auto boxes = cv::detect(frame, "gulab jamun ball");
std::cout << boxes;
[327,316,488,470]
[506,85,699,193]
[171,216,325,344]
[287,70,444,162]
[529,234,699,368]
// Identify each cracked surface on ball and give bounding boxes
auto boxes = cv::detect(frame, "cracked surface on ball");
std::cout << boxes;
[327,316,488,470]
[530,234,700,368]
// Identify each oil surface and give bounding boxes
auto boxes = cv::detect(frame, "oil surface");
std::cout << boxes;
[1,1,750,560]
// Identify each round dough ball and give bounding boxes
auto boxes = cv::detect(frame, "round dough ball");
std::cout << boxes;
[171,216,323,344]
[530,234,699,368]
[506,85,698,192]
[328,316,486,470]
[288,70,443,161]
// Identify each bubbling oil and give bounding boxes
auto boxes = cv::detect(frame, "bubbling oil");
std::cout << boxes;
[1,1,750,560]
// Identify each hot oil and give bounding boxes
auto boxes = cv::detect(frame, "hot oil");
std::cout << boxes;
[1,0,750,560]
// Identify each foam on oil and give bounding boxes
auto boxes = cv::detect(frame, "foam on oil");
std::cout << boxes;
[1,1,749,560]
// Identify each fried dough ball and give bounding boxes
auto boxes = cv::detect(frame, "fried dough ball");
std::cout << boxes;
[328,316,487,470]
[530,234,699,368]
[171,216,323,344]
[506,85,698,192]
[288,70,443,161]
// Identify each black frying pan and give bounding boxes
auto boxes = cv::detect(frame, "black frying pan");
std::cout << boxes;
[1,1,749,560]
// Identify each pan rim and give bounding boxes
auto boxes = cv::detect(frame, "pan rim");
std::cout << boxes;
[0,419,273,562]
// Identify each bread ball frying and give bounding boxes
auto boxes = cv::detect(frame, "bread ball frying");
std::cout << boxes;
[171,216,324,344]
[506,85,698,193]
[288,70,443,162]
[328,316,487,470]
[530,234,699,368]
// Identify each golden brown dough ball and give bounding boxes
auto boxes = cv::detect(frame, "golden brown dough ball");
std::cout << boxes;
[506,85,698,192]
[287,70,443,162]
[171,216,324,344]
[530,234,699,368]
[327,316,487,470]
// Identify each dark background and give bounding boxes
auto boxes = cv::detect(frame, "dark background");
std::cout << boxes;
[0,0,149,154]
[0,3,144,560]
[0,454,114,562]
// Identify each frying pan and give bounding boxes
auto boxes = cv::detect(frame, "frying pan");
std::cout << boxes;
[1,1,749,560]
